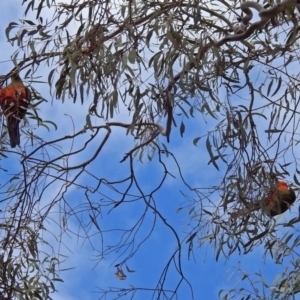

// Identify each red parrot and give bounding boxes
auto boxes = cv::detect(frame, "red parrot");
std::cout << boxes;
[232,181,296,217]
[261,180,296,217]
[0,74,31,148]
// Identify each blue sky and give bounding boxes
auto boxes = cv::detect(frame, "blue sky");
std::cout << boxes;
[0,1,300,300]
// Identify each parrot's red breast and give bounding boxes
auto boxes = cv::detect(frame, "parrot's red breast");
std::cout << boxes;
[0,74,31,148]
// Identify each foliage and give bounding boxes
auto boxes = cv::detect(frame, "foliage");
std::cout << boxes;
[0,211,62,299]
[1,0,300,298]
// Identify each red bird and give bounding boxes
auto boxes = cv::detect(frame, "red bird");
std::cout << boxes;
[0,74,31,148]
[233,181,296,217]
[261,180,296,217]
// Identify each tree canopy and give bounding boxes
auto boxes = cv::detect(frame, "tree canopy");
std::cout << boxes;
[1,0,300,299]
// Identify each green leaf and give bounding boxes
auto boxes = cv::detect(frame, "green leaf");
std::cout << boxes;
[289,85,296,99]
[186,232,197,244]
[86,114,94,131]
[128,48,136,64]
[267,79,273,97]
[272,77,282,97]
[42,120,58,130]
[180,121,185,137]
[23,19,36,25]
[206,136,219,170]
[193,137,201,146]
[202,209,212,216]
[293,174,300,186]
[265,129,283,133]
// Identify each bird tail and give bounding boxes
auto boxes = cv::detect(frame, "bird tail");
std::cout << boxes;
[7,116,20,148]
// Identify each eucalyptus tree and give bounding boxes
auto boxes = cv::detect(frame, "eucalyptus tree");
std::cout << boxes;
[1,0,300,299]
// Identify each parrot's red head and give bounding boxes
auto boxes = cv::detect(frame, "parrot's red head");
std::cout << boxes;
[277,181,289,191]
